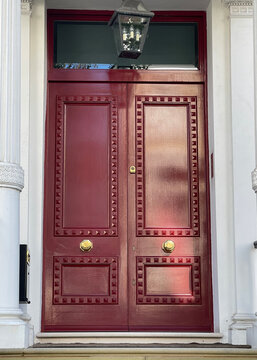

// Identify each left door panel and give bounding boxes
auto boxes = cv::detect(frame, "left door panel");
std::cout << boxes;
[42,83,128,331]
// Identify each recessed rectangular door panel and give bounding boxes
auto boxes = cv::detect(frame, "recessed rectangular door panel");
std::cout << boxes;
[42,83,128,331]
[145,265,192,296]
[128,84,213,331]
[63,102,110,229]
[144,104,190,230]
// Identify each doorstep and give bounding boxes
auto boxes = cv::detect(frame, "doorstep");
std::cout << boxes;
[36,332,223,345]
[0,347,257,360]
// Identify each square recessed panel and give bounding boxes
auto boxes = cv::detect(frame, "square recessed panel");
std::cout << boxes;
[53,256,118,305]
[145,265,192,296]
[137,256,201,305]
[62,265,110,296]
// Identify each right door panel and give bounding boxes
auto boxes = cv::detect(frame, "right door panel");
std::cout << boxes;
[127,84,213,331]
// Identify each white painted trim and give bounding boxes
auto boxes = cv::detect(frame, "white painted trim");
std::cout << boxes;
[223,0,254,17]
[228,2,256,346]
[26,0,47,346]
[207,0,235,343]
[230,314,257,345]
[20,2,31,250]
[229,5,254,17]
[224,0,253,6]
[20,0,32,326]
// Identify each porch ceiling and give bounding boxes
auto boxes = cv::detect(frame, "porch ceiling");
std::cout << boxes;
[46,0,211,11]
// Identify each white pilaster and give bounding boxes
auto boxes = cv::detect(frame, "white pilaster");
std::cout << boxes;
[207,0,235,342]
[251,0,257,349]
[224,0,257,346]
[20,0,32,271]
[0,0,28,348]
[20,0,33,345]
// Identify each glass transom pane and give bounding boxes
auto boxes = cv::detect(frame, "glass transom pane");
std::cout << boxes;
[54,21,198,69]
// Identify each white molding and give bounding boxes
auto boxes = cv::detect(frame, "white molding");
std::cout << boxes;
[223,0,254,16]
[252,167,257,192]
[230,5,253,15]
[224,0,253,6]
[0,308,23,317]
[232,313,257,322]
[21,0,32,15]
[230,313,257,345]
[0,162,24,191]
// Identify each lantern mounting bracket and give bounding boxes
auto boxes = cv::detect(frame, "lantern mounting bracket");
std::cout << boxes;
[108,0,154,26]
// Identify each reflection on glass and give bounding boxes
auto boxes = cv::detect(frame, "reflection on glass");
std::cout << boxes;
[55,63,114,69]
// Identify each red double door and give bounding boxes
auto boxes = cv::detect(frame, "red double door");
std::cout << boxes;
[42,82,213,332]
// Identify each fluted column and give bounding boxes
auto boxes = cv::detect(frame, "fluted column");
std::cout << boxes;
[224,0,257,346]
[0,0,28,348]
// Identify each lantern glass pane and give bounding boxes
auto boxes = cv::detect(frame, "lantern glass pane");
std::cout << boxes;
[54,21,199,69]
[117,14,150,57]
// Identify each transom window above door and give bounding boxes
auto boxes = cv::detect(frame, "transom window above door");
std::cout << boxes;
[48,11,206,82]
[53,21,199,70]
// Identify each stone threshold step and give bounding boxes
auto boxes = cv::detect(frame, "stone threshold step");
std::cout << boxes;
[1,347,257,359]
[36,332,224,344]
[32,343,251,349]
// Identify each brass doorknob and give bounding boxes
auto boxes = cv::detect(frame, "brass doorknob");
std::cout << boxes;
[162,240,175,253]
[80,239,93,252]
[129,165,136,174]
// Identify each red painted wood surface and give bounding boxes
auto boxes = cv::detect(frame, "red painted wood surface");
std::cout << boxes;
[42,83,128,331]
[127,84,213,331]
[42,82,213,332]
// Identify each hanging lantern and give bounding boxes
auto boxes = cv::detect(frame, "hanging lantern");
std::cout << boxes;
[108,0,154,59]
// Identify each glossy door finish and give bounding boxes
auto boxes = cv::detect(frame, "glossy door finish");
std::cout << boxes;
[42,82,212,332]
[127,84,213,331]
[42,83,128,331]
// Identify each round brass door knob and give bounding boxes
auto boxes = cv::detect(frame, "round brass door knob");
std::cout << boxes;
[80,239,93,252]
[162,240,175,253]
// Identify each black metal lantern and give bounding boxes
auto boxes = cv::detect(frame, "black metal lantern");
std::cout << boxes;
[108,0,154,59]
